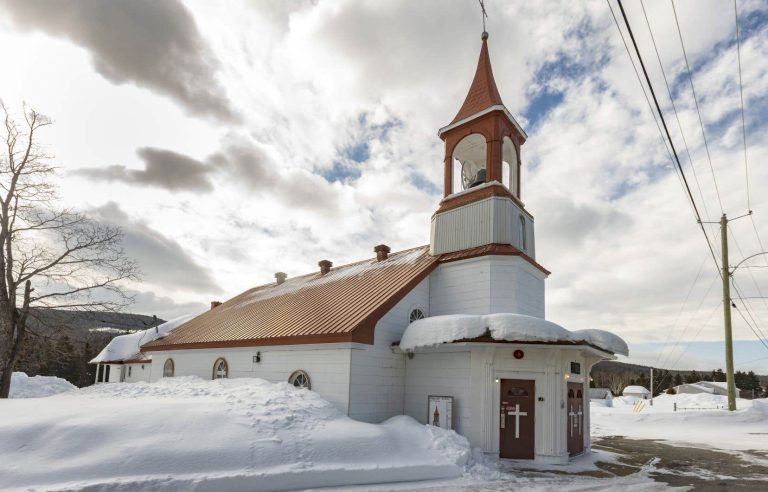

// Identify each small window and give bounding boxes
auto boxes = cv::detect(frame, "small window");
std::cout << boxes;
[409,308,426,324]
[212,358,228,380]
[105,365,111,382]
[570,362,581,375]
[519,215,527,250]
[163,359,175,378]
[288,370,311,390]
[128,366,132,377]
[506,387,529,397]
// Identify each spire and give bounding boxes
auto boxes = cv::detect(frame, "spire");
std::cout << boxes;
[450,32,504,125]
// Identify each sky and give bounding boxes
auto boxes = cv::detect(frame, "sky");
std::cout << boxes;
[0,0,767,373]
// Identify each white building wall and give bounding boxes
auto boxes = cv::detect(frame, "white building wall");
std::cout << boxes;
[123,362,151,383]
[348,277,429,423]
[429,256,545,317]
[404,349,472,435]
[430,194,536,257]
[488,257,545,318]
[149,345,353,413]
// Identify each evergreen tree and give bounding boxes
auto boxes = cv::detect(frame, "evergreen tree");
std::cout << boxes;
[673,373,683,386]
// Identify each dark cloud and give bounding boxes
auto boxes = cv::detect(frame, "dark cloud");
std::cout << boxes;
[0,0,237,121]
[90,202,221,294]
[124,289,208,321]
[75,148,215,192]
[77,135,339,209]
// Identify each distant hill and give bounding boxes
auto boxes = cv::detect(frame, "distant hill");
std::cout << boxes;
[15,309,166,387]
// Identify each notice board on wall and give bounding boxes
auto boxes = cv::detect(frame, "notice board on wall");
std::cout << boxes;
[428,395,453,430]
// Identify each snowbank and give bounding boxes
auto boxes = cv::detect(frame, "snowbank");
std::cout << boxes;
[8,372,76,398]
[592,392,768,452]
[400,313,628,355]
[89,311,202,363]
[0,377,471,491]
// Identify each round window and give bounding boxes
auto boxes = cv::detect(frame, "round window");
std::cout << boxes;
[288,370,311,390]
[409,308,426,324]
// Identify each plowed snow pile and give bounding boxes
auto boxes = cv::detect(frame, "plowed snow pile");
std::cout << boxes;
[9,372,76,398]
[0,377,470,491]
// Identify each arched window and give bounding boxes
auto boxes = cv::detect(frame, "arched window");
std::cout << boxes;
[519,215,527,250]
[212,358,228,380]
[409,307,426,324]
[288,370,311,390]
[502,137,518,196]
[163,359,175,378]
[452,134,487,193]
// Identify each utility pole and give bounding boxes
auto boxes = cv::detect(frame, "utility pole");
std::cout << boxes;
[721,214,737,411]
[650,367,654,406]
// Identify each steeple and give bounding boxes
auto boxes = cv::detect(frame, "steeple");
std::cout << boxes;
[450,32,504,125]
[430,31,536,263]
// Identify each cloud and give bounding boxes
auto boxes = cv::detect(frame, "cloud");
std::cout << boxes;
[125,289,208,321]
[89,202,221,295]
[0,0,237,121]
[75,148,215,192]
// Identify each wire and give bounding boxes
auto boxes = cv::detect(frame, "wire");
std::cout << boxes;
[640,0,718,243]
[731,277,768,345]
[615,0,721,274]
[606,1,676,167]
[671,0,725,214]
[729,227,768,330]
[734,0,750,212]
[732,299,768,352]
[655,269,720,372]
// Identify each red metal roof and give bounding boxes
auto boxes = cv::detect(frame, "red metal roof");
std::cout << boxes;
[142,246,437,351]
[450,36,505,124]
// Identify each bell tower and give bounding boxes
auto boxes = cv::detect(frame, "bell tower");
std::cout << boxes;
[430,32,536,261]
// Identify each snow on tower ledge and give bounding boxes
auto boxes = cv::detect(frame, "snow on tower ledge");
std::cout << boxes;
[399,313,628,356]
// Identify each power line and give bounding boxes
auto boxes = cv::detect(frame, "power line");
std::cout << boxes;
[732,297,768,352]
[639,0,718,243]
[606,1,676,168]
[671,0,725,214]
[734,0,750,212]
[615,0,721,274]
[731,278,768,347]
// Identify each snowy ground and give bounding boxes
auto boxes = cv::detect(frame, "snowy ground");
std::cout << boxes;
[1,378,767,491]
[8,372,76,398]
[592,393,768,453]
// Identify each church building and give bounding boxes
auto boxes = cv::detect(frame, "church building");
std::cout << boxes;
[92,32,627,463]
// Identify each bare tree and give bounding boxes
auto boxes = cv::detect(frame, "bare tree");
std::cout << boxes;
[0,104,138,397]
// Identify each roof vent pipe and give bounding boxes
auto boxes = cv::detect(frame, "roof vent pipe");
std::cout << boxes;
[374,244,391,261]
[275,272,287,285]
[318,260,332,275]
[210,301,222,310]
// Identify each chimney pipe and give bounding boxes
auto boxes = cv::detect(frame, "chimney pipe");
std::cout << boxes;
[210,301,222,310]
[318,260,332,275]
[275,272,287,285]
[374,244,391,261]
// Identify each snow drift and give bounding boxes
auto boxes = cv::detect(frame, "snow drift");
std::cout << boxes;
[8,372,76,398]
[0,377,471,491]
[399,313,628,355]
[89,311,202,364]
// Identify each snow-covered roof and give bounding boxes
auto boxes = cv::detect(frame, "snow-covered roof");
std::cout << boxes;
[623,386,650,395]
[675,383,715,394]
[90,312,202,364]
[398,313,628,356]
[588,388,612,399]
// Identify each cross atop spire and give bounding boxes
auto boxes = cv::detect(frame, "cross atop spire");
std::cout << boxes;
[449,33,504,125]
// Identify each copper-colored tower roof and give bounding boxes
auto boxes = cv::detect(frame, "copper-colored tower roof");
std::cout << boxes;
[450,33,505,124]
[142,246,437,351]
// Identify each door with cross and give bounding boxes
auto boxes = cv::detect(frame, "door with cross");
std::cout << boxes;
[499,379,535,459]
[567,382,584,455]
